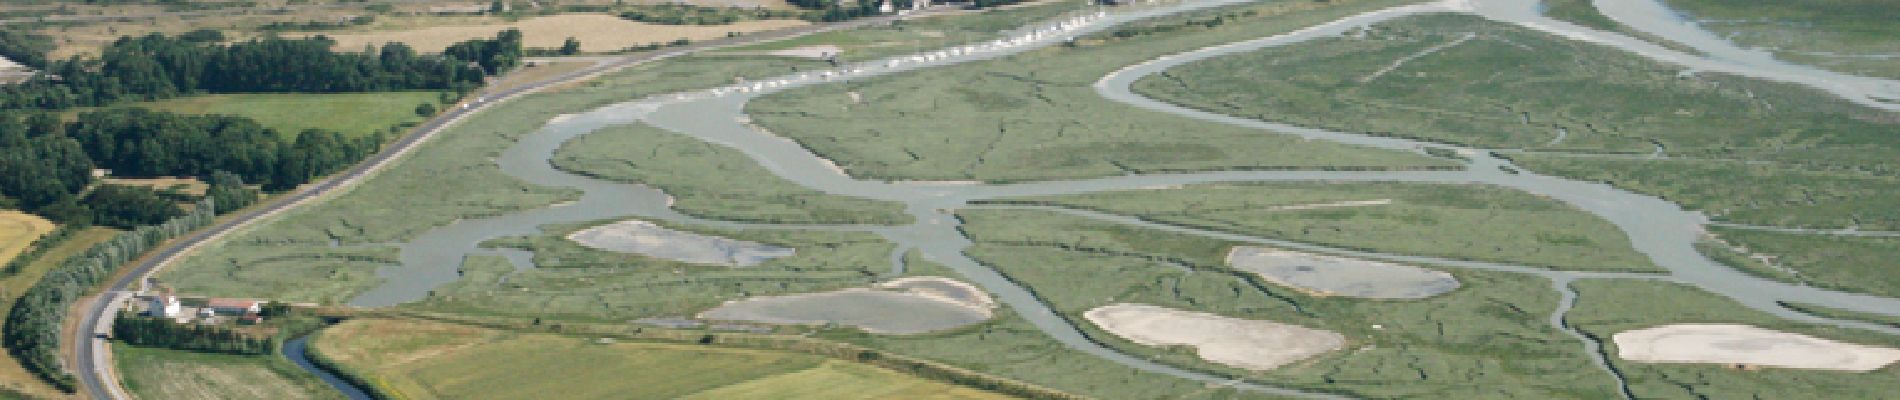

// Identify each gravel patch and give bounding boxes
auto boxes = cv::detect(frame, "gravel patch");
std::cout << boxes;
[566,220,793,267]
[1227,246,1459,299]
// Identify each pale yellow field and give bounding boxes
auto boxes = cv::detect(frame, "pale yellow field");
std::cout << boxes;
[0,211,53,268]
[298,14,809,53]
[315,318,1016,400]
[103,177,210,197]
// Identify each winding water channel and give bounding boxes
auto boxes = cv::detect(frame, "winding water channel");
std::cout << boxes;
[337,0,1900,397]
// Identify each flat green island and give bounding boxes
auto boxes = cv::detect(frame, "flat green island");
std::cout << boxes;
[1702,226,1900,299]
[1659,0,1900,79]
[411,220,896,321]
[552,122,910,225]
[1567,279,1900,399]
[1133,12,1900,229]
[984,181,1658,272]
[747,0,1451,183]
[955,208,1621,399]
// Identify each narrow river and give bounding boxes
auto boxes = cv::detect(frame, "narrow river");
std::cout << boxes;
[340,0,1900,397]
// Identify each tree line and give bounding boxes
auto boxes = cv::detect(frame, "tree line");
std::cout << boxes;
[0,109,339,228]
[4,196,217,392]
[111,314,275,355]
[0,29,523,109]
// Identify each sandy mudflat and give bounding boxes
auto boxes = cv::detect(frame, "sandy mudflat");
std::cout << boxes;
[566,220,793,266]
[1226,247,1459,299]
[1613,324,1900,371]
[1084,304,1344,371]
[697,276,994,334]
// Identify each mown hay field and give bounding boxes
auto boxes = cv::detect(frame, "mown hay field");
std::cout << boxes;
[106,92,440,140]
[298,14,808,53]
[115,345,336,400]
[311,318,1013,400]
[0,211,51,268]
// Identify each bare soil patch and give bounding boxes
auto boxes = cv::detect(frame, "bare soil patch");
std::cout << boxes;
[0,211,53,267]
[697,276,994,334]
[566,220,794,266]
[1226,246,1459,299]
[1613,323,1900,371]
[1083,303,1343,371]
[299,14,808,53]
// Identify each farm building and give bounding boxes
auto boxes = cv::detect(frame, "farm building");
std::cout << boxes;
[207,298,263,315]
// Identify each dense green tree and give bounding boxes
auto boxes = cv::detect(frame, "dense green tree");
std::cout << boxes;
[560,37,582,55]
[85,185,182,228]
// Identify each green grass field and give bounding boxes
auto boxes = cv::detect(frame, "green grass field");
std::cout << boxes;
[985,181,1658,271]
[165,56,833,303]
[113,92,439,140]
[952,208,1620,398]
[1567,279,1900,398]
[552,122,911,225]
[1701,226,1900,298]
[1659,0,1900,79]
[1133,13,1900,229]
[311,318,1013,400]
[115,344,338,400]
[747,0,1450,182]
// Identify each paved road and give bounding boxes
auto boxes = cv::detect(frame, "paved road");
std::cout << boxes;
[67,10,949,400]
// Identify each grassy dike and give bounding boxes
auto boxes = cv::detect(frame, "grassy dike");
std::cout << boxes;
[953,208,1621,398]
[980,181,1659,272]
[1132,13,1900,229]
[747,0,1452,182]
[552,122,911,225]
[1567,279,1900,399]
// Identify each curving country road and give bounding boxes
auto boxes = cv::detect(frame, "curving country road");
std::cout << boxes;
[66,10,957,400]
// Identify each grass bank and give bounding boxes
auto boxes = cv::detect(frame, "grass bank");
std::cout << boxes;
[983,181,1658,271]
[1567,279,1900,398]
[0,211,52,268]
[954,208,1621,398]
[1540,0,1699,54]
[115,344,338,400]
[1133,13,1900,229]
[747,0,1450,182]
[552,122,911,225]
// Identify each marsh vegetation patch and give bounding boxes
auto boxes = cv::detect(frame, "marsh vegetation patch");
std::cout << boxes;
[1225,246,1459,299]
[566,220,794,267]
